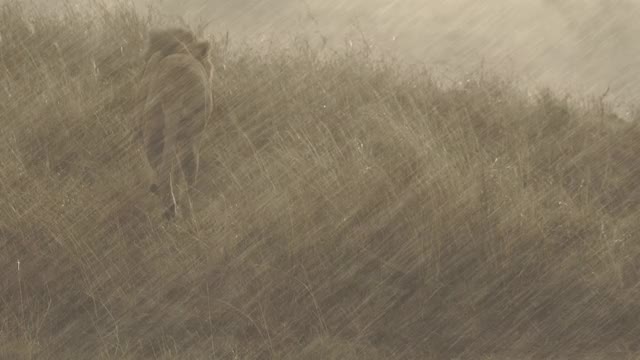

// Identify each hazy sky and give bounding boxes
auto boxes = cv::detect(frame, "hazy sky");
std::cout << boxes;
[19,0,640,115]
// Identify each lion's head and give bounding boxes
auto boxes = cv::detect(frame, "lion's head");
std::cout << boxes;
[144,27,212,77]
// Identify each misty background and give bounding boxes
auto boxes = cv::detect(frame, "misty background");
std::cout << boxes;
[19,0,640,117]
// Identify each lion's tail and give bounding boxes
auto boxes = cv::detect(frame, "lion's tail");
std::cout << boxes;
[132,126,144,144]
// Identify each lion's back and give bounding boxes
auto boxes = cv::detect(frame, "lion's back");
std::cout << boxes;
[140,53,212,145]
[148,54,211,100]
[149,54,212,125]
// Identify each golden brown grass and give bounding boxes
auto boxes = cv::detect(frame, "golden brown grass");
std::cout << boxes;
[1,1,640,358]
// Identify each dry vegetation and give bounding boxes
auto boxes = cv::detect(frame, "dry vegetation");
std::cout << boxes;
[1,1,640,358]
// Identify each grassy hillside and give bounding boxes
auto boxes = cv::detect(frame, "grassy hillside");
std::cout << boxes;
[126,0,640,110]
[1,1,640,358]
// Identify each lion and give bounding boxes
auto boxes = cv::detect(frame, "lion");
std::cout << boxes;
[136,27,214,220]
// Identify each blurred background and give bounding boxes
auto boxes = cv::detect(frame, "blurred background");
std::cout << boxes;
[19,0,640,116]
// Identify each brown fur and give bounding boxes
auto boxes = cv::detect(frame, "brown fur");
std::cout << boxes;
[137,28,214,220]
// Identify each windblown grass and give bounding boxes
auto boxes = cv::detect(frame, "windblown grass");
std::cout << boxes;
[1,1,639,358]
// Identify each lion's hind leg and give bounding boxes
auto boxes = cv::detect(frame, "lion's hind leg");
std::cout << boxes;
[178,143,200,223]
[143,107,165,195]
[159,99,183,221]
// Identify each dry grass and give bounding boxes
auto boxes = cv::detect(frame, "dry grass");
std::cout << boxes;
[1,1,640,358]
